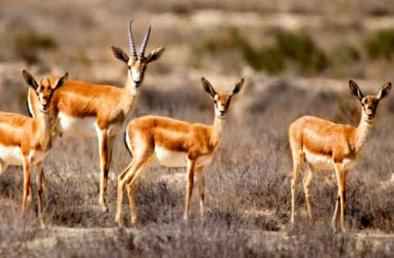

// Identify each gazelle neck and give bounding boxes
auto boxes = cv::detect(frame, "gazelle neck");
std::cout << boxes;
[35,110,52,149]
[125,72,138,96]
[355,110,374,152]
[211,115,226,146]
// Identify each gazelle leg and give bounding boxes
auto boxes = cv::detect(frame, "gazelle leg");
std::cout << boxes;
[290,152,303,225]
[303,163,314,221]
[184,159,197,221]
[115,160,134,225]
[332,194,340,230]
[196,166,205,217]
[116,154,150,225]
[98,128,111,212]
[125,158,151,225]
[36,162,45,227]
[21,156,32,215]
[333,163,347,232]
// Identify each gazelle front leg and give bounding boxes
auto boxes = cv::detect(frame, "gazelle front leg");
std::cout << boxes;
[97,128,112,212]
[21,156,32,215]
[333,163,347,232]
[184,158,197,221]
[35,161,45,227]
[196,166,205,217]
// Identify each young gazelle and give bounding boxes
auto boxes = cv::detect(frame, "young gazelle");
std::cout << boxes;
[0,70,67,223]
[27,21,164,211]
[289,80,391,232]
[115,77,244,225]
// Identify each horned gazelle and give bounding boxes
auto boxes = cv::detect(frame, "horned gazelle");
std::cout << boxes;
[0,70,67,224]
[289,80,392,232]
[27,21,164,211]
[115,77,244,225]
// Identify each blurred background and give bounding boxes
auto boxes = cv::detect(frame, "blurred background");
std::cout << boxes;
[1,1,394,257]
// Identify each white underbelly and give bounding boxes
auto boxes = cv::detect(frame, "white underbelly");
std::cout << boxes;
[0,145,23,166]
[154,145,214,168]
[155,145,187,168]
[305,150,356,171]
[58,112,97,138]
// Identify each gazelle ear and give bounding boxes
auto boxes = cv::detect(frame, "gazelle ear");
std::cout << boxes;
[111,46,129,63]
[349,80,364,101]
[232,78,245,95]
[54,72,69,89]
[146,47,165,63]
[377,82,392,100]
[22,70,39,90]
[201,77,216,98]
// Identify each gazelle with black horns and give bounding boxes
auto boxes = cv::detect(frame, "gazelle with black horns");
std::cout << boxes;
[289,80,391,232]
[115,77,244,225]
[27,20,165,211]
[0,70,67,224]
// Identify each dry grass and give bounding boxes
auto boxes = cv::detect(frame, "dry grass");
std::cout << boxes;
[1,77,394,257]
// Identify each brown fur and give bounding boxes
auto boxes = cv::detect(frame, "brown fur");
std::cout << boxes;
[115,77,244,225]
[2,70,67,226]
[289,116,357,162]
[27,43,164,211]
[289,80,392,232]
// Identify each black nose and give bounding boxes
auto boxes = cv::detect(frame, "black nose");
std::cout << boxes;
[134,80,142,87]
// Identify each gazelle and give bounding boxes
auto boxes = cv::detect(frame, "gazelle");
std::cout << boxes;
[27,21,165,211]
[289,80,391,232]
[0,70,67,224]
[115,77,244,225]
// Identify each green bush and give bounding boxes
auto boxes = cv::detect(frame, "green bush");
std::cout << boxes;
[365,29,394,60]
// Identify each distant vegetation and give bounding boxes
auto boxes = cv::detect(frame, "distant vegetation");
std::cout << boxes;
[14,29,57,64]
[365,29,394,60]
[193,28,394,77]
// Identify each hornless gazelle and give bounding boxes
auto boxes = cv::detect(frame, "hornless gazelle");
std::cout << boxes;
[115,77,244,225]
[27,21,165,211]
[289,80,392,232]
[0,70,67,224]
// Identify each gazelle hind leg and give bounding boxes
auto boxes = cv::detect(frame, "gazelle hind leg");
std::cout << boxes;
[290,150,304,225]
[115,149,152,225]
[125,157,152,225]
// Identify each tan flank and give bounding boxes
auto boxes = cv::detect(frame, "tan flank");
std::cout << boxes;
[115,77,244,225]
[27,21,164,211]
[289,79,392,232]
[0,70,67,225]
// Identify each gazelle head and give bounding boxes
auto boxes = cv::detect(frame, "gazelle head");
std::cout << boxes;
[22,70,68,113]
[349,80,392,121]
[201,77,245,118]
[111,20,165,88]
